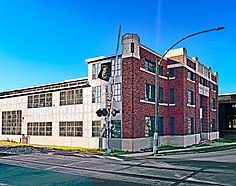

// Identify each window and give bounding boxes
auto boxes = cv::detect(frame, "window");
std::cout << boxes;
[200,77,207,86]
[60,89,83,106]
[212,119,216,131]
[187,70,194,81]
[159,65,163,76]
[112,58,122,76]
[145,84,155,102]
[111,120,121,138]
[211,83,216,91]
[2,110,22,135]
[169,68,175,78]
[159,87,163,103]
[144,60,156,73]
[158,117,163,136]
[59,121,83,137]
[92,63,101,79]
[188,90,194,105]
[114,83,122,101]
[92,121,101,137]
[187,118,194,134]
[28,93,52,108]
[27,122,52,136]
[170,88,175,104]
[170,117,175,136]
[145,116,155,137]
[200,95,203,108]
[212,98,216,109]
[92,86,101,103]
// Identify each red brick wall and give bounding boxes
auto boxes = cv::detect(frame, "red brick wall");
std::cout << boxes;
[121,46,218,139]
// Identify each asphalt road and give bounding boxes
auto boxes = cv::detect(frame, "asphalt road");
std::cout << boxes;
[0,149,236,186]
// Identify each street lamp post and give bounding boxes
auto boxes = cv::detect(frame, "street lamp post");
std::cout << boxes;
[153,26,225,155]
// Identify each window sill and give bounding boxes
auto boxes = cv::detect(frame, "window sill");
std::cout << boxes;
[169,77,175,80]
[159,75,168,80]
[169,103,175,106]
[140,99,155,104]
[159,103,168,106]
[187,104,196,108]
[187,78,195,83]
[212,109,217,112]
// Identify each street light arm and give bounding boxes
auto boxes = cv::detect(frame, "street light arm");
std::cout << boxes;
[161,26,225,60]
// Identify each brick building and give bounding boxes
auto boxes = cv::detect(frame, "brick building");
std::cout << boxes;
[0,33,218,151]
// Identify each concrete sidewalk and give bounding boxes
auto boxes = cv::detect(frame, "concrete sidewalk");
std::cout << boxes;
[119,142,236,158]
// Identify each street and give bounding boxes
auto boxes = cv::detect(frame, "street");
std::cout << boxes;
[0,149,236,186]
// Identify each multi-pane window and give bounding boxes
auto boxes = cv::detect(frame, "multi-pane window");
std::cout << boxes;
[111,120,121,138]
[170,117,175,136]
[169,68,175,78]
[145,84,155,102]
[188,90,194,105]
[187,118,194,134]
[27,122,52,136]
[111,58,122,76]
[170,88,175,104]
[159,65,163,76]
[92,63,101,79]
[92,86,101,103]
[60,89,83,106]
[114,83,122,101]
[212,119,216,131]
[158,117,163,136]
[212,98,216,109]
[200,77,207,86]
[145,116,155,137]
[92,121,101,137]
[28,93,52,108]
[211,83,216,91]
[2,110,22,135]
[144,60,156,73]
[187,70,194,81]
[59,121,83,137]
[159,87,164,103]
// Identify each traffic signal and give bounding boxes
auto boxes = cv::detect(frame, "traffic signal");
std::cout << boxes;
[111,108,120,117]
[96,108,109,117]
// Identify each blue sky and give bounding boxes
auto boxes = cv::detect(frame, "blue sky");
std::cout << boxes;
[0,0,235,93]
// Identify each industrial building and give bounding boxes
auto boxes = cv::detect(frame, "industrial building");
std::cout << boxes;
[0,33,219,151]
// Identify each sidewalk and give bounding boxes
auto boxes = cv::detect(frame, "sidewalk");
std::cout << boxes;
[119,142,236,158]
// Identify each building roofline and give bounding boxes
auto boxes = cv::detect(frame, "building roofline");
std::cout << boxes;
[219,93,236,96]
[85,54,122,63]
[0,77,89,98]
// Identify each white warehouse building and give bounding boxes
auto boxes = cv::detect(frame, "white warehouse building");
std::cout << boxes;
[0,55,123,150]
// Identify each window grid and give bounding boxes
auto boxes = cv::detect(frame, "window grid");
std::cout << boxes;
[60,89,83,106]
[112,58,122,77]
[92,63,101,79]
[187,118,194,134]
[145,116,155,137]
[144,60,156,73]
[2,110,22,135]
[59,121,83,137]
[145,84,155,102]
[114,83,122,101]
[92,86,101,103]
[159,87,164,103]
[188,90,194,105]
[27,122,52,136]
[92,121,101,137]
[28,93,52,108]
